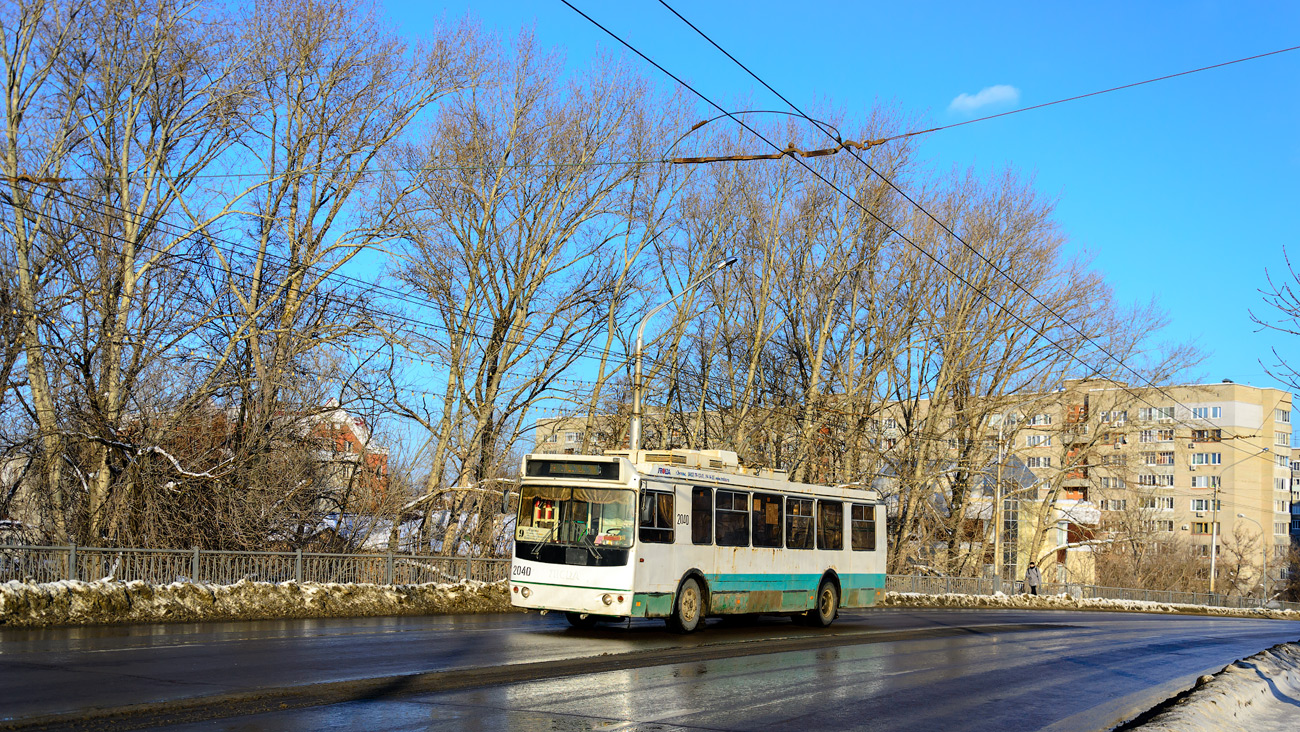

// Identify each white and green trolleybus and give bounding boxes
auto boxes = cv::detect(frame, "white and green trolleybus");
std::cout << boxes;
[509,448,886,632]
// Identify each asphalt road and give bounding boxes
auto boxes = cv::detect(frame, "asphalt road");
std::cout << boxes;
[2,609,1298,731]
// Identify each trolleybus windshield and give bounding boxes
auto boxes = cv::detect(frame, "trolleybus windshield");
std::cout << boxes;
[515,485,635,548]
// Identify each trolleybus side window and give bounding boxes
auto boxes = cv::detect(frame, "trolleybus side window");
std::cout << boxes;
[851,504,876,551]
[817,500,843,550]
[752,493,783,547]
[639,489,674,544]
[716,490,750,547]
[691,487,713,545]
[786,497,814,549]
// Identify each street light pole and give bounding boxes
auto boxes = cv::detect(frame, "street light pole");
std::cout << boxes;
[629,257,737,452]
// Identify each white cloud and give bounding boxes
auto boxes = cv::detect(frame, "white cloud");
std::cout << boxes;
[948,85,1020,115]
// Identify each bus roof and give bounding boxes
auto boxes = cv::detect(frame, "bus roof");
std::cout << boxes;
[523,449,881,502]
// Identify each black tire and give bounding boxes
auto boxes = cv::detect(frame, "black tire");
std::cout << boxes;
[665,578,705,633]
[565,612,600,629]
[804,579,838,628]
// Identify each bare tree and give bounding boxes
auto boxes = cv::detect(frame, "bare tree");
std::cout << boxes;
[1251,245,1300,391]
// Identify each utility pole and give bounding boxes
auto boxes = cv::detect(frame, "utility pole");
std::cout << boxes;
[1209,479,1220,594]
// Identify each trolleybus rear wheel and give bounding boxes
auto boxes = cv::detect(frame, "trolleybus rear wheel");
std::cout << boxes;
[564,612,601,629]
[805,579,838,628]
[666,578,704,633]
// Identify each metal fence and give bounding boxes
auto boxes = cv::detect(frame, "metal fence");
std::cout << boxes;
[885,574,1300,613]
[2,546,1295,613]
[0,544,510,586]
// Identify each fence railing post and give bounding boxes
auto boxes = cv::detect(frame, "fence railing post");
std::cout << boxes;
[465,557,473,582]
[294,548,303,583]
[385,552,394,585]
[68,543,78,581]
[191,546,200,583]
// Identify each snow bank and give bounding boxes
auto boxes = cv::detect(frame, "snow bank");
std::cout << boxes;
[1128,643,1300,732]
[0,578,515,628]
[884,591,1300,622]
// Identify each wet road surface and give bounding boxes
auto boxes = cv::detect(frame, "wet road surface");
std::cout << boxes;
[2,609,1298,731]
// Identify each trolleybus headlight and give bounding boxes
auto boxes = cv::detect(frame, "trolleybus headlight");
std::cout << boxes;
[602,593,614,605]
[521,587,531,598]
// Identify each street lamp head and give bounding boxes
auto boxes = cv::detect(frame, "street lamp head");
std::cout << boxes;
[1237,513,1246,518]
[713,256,738,271]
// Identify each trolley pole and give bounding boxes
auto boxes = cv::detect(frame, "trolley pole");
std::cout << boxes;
[630,257,736,452]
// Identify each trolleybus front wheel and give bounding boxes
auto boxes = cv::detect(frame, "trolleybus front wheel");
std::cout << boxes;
[666,578,704,633]
[804,579,838,628]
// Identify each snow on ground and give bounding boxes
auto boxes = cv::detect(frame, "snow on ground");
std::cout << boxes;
[4,581,1296,629]
[1128,643,1300,732]
[0,578,515,628]
[884,591,1300,622]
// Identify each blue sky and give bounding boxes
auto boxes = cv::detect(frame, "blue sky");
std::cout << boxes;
[386,0,1300,393]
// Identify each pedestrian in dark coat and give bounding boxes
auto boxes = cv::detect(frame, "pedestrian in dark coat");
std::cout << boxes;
[1024,562,1042,596]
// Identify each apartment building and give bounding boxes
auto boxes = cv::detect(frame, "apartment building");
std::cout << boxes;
[991,379,1292,593]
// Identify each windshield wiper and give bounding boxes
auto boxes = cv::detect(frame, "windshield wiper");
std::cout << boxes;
[528,522,560,557]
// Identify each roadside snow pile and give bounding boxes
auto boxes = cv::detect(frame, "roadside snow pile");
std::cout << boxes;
[0,578,514,628]
[884,591,1300,622]
[1129,643,1300,732]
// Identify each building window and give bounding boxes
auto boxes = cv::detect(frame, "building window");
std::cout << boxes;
[1275,500,1288,513]
[1139,406,1175,421]
[1101,499,1127,511]
[1277,408,1291,424]
[1278,454,1290,467]
[1026,456,1052,468]
[1192,429,1222,442]
[1029,413,1052,426]
[1191,521,1218,535]
[1156,474,1175,487]
[1276,478,1289,492]
[1190,475,1221,489]
[1276,432,1291,447]
[565,431,580,443]
[1193,406,1223,420]
[1190,452,1221,466]
[1275,522,1288,535]
[883,418,898,429]
[1191,499,1220,511]
[1099,477,1125,489]
[1025,435,1051,447]
[1139,474,1158,486]
[1139,430,1155,443]
[546,434,558,443]
[1157,429,1175,442]
[1102,454,1127,466]
[1147,520,1174,532]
